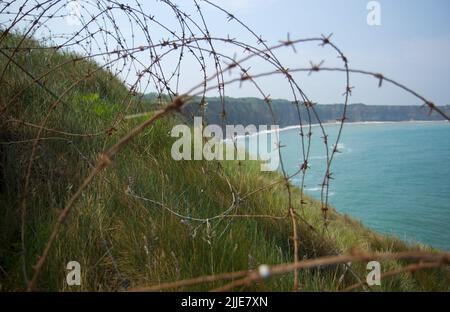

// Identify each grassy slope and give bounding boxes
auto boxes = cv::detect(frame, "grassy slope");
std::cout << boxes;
[0,33,449,291]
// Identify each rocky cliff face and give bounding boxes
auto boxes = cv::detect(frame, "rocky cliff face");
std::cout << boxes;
[176,96,450,127]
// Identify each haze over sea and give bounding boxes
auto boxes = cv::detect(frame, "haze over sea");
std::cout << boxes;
[251,121,450,251]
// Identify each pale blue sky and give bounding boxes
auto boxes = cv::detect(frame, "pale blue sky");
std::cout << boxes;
[2,0,450,106]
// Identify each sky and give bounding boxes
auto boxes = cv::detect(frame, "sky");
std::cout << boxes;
[201,0,450,106]
[2,0,450,106]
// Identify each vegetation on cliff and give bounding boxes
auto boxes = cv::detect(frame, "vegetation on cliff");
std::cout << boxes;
[1,33,449,291]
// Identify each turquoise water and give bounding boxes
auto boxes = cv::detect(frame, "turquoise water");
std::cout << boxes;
[256,122,450,250]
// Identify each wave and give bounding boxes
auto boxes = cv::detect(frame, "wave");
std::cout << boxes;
[224,120,448,143]
[331,143,345,150]
[305,187,321,192]
[331,142,351,153]
[304,187,336,197]
[222,123,323,142]
[309,155,327,160]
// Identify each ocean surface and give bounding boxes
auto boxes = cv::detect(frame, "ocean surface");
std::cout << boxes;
[245,121,450,250]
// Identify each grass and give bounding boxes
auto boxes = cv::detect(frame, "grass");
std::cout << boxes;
[0,32,449,291]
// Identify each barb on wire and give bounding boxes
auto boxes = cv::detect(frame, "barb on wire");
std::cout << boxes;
[0,0,448,292]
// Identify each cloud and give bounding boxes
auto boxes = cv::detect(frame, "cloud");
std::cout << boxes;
[218,0,274,10]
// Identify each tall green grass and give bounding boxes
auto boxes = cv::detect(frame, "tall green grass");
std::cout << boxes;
[0,32,449,291]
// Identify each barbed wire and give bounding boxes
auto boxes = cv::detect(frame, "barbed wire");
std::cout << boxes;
[0,0,448,292]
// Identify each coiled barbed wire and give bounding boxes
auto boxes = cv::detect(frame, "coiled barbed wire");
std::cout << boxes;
[0,0,448,291]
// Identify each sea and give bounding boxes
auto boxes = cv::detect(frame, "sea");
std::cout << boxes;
[242,121,450,251]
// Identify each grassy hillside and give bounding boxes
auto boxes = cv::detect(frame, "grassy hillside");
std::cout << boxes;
[0,32,449,291]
